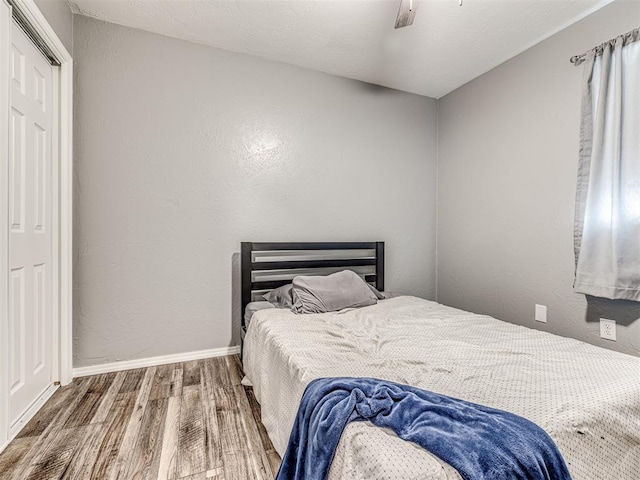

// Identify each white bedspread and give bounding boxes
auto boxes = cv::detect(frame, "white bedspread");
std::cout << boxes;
[243,296,640,480]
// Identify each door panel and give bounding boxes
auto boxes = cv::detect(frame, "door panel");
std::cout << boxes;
[8,20,53,427]
[9,107,24,232]
[33,263,46,373]
[9,267,25,395]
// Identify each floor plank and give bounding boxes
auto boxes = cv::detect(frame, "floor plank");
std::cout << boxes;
[86,392,138,480]
[233,385,273,479]
[207,466,225,478]
[59,424,107,480]
[91,370,127,424]
[212,386,237,412]
[88,372,118,395]
[9,379,94,480]
[177,385,207,478]
[0,355,280,480]
[0,436,37,479]
[265,450,281,477]
[64,391,104,428]
[225,356,244,386]
[178,472,207,480]
[217,390,265,480]
[119,368,145,393]
[245,387,275,459]
[15,383,79,438]
[200,366,224,472]
[182,360,202,388]
[150,363,183,400]
[157,395,182,480]
[22,425,91,479]
[65,373,120,428]
[126,397,169,480]
[171,364,185,397]
[107,366,157,480]
[204,357,232,387]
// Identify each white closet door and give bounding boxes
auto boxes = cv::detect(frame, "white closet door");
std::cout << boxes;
[8,19,54,428]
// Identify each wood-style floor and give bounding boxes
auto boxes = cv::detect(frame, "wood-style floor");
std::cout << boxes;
[0,355,281,480]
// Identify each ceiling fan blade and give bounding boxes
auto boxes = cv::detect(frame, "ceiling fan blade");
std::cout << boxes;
[395,0,419,29]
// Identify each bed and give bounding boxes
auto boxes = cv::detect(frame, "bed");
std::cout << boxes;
[240,242,640,480]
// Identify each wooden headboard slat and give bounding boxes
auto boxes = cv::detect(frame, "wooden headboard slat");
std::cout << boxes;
[252,258,376,271]
[376,242,385,292]
[250,279,301,291]
[251,241,378,251]
[250,274,379,293]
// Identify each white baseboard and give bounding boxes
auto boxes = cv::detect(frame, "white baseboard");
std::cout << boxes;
[9,382,59,439]
[73,346,241,378]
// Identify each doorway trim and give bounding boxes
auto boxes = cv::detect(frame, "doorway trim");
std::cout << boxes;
[0,0,72,451]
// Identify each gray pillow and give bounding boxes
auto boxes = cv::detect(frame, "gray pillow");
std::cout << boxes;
[263,283,294,308]
[291,270,378,314]
[368,284,386,300]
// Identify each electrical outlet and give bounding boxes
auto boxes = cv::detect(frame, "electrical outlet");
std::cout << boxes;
[600,319,616,341]
[535,304,547,323]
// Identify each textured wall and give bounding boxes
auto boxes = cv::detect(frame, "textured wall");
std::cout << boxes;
[72,16,438,367]
[437,0,640,356]
[34,0,73,54]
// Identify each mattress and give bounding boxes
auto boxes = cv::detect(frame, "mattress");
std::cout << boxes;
[243,296,640,480]
[245,301,275,327]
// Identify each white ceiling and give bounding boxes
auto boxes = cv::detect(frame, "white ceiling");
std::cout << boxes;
[68,0,613,98]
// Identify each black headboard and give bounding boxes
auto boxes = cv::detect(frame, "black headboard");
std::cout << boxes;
[240,241,385,332]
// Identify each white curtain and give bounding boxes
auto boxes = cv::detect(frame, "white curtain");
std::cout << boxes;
[574,29,640,301]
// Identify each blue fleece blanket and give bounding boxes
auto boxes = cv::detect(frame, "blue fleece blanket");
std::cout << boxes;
[276,377,571,480]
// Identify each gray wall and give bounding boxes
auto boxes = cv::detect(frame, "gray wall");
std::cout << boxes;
[72,16,438,367]
[34,0,73,54]
[437,0,640,356]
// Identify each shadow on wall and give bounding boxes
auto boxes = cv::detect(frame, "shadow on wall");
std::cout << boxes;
[585,295,640,327]
[353,81,400,95]
[231,252,241,346]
